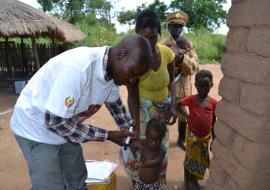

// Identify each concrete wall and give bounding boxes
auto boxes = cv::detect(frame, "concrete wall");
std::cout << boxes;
[206,0,270,189]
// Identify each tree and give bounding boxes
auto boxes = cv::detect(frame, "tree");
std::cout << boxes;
[64,0,84,23]
[37,0,59,12]
[118,10,136,25]
[37,0,84,23]
[147,0,167,22]
[117,0,227,32]
[170,0,227,32]
[38,0,114,24]
[117,0,167,25]
[85,0,112,23]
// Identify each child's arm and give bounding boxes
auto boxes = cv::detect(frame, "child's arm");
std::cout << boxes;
[132,161,143,169]
[212,112,217,140]
[129,138,144,155]
[176,101,189,119]
[210,112,216,151]
[210,100,217,150]
[140,149,165,168]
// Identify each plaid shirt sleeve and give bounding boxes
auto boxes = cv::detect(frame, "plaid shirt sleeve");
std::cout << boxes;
[45,110,108,143]
[105,98,134,129]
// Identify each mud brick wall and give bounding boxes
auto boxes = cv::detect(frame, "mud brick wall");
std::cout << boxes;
[206,0,270,190]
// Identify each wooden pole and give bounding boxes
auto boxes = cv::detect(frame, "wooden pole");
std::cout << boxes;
[51,37,56,56]
[31,36,40,71]
[20,37,26,73]
[5,37,15,80]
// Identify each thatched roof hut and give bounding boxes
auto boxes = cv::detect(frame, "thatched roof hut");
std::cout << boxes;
[0,0,87,42]
[0,0,87,76]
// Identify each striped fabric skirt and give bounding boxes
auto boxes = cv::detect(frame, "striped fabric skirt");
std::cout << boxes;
[184,129,211,180]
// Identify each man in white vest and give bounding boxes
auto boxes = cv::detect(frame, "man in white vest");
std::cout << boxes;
[10,35,153,190]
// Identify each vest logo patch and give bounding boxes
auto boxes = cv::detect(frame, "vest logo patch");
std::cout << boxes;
[65,97,75,108]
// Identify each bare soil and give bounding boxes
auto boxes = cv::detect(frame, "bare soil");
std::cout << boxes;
[0,64,222,190]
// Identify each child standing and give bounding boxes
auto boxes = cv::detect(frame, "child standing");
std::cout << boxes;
[120,118,166,190]
[176,70,218,190]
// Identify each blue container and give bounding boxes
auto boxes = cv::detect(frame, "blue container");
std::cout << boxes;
[14,80,27,94]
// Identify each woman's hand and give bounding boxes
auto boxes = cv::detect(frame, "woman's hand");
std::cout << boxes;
[166,106,178,125]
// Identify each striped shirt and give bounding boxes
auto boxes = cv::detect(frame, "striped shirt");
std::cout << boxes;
[45,98,133,143]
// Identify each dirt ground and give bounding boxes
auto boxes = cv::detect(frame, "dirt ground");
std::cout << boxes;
[0,64,222,190]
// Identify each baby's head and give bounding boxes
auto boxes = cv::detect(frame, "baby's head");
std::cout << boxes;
[176,37,191,50]
[145,118,166,149]
[195,70,213,99]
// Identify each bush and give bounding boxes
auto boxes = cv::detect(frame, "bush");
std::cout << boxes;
[66,21,226,64]
[161,28,226,64]
[187,29,226,64]
[83,14,98,25]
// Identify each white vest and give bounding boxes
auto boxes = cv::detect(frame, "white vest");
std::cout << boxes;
[10,47,119,145]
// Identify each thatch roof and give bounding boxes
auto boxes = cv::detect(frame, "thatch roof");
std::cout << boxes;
[0,0,87,43]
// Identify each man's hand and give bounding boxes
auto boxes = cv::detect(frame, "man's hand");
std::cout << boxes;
[120,126,140,139]
[107,130,133,146]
